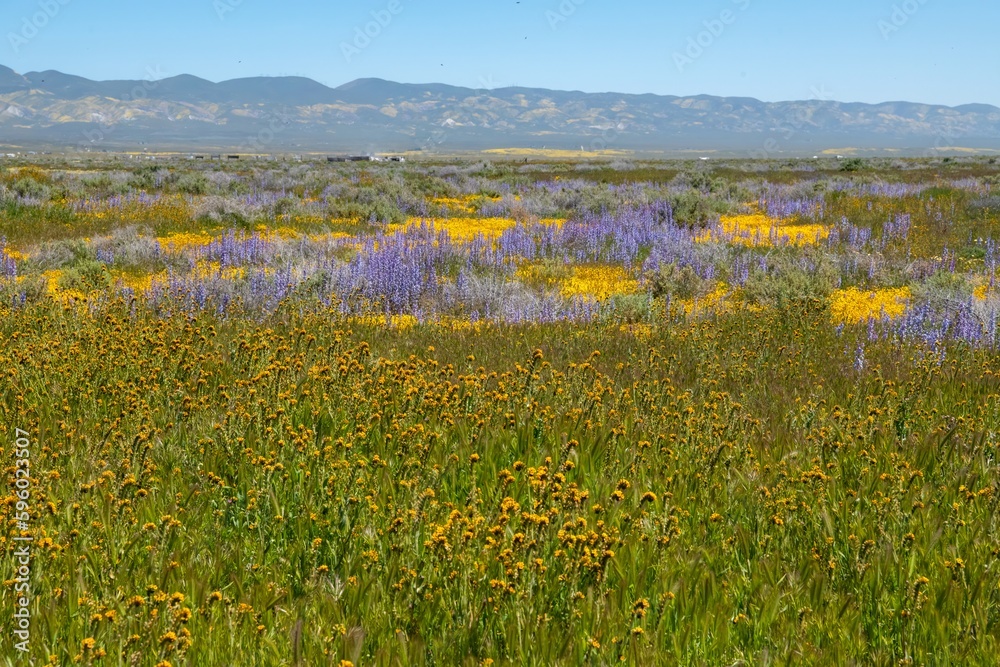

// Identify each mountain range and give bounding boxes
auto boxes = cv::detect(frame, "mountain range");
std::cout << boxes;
[2,65,1000,156]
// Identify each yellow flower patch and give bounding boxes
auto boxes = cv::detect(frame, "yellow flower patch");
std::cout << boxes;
[429,195,500,214]
[2,247,28,262]
[391,217,520,242]
[307,231,354,243]
[515,261,567,288]
[157,232,214,253]
[116,271,168,293]
[42,269,63,296]
[619,323,653,339]
[40,269,93,303]
[830,287,910,324]
[78,197,193,229]
[193,260,247,281]
[254,225,302,241]
[435,317,488,333]
[539,218,567,228]
[560,266,639,301]
[676,283,730,316]
[699,213,829,247]
[349,314,419,330]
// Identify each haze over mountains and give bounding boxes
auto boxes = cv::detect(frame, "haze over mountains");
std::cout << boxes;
[2,65,999,156]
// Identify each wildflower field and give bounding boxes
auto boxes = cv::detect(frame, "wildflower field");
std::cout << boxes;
[4,155,1000,665]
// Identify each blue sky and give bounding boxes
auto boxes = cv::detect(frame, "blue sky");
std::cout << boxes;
[2,0,996,106]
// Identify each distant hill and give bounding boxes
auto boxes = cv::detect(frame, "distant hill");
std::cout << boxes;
[2,65,1000,155]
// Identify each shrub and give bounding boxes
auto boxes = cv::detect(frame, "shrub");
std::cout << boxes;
[175,173,210,195]
[742,250,839,308]
[668,191,722,228]
[646,262,707,299]
[11,177,51,201]
[58,259,111,292]
[839,158,866,172]
[606,293,653,323]
[0,273,46,306]
[968,195,1000,215]
[910,270,973,309]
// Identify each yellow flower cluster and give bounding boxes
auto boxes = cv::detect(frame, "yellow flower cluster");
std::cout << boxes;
[78,197,193,228]
[116,271,168,293]
[539,218,568,229]
[387,215,563,244]
[192,260,249,281]
[307,231,353,243]
[559,266,639,301]
[429,194,501,213]
[829,286,911,324]
[618,323,653,339]
[348,314,419,330]
[677,283,731,316]
[157,232,214,252]
[699,213,829,247]
[40,269,92,304]
[391,217,519,242]
[434,317,488,333]
[42,269,63,296]
[2,246,28,262]
[253,225,304,241]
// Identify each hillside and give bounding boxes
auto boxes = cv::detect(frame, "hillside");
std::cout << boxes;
[2,65,999,154]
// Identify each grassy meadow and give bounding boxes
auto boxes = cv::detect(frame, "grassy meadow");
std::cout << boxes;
[2,155,1000,665]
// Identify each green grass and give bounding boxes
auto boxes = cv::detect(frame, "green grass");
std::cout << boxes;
[1,300,999,665]
[2,156,1000,665]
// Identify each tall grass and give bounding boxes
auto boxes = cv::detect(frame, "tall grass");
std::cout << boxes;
[1,156,1000,665]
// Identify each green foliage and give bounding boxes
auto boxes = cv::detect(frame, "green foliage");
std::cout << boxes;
[3,155,1000,665]
[605,293,653,323]
[10,176,51,200]
[0,272,45,305]
[839,158,866,172]
[579,186,623,214]
[662,173,744,227]
[59,259,112,292]
[667,191,722,227]
[127,164,163,190]
[741,250,839,308]
[2,301,999,665]
[472,161,518,180]
[969,195,1000,215]
[910,269,975,308]
[646,262,707,299]
[175,172,210,195]
[518,258,572,289]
